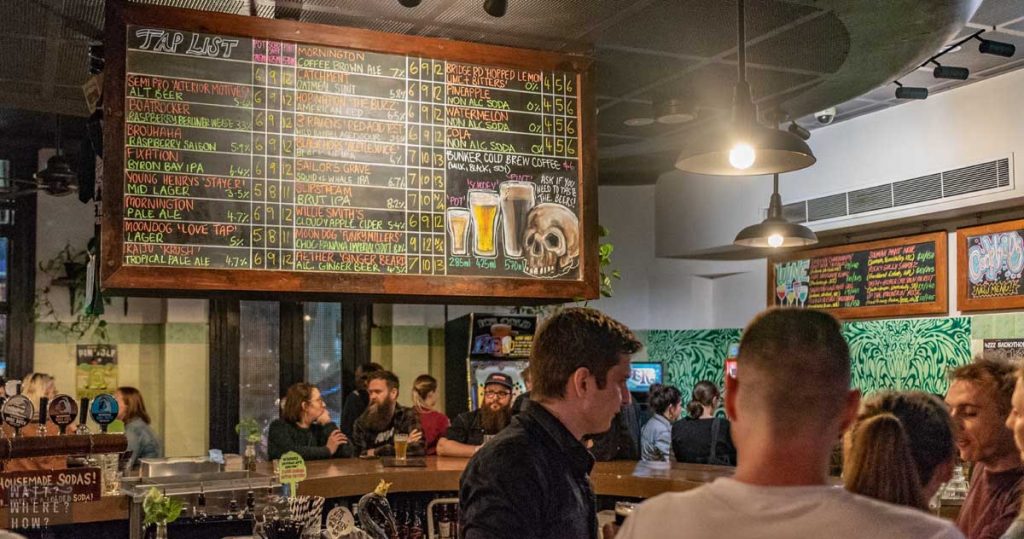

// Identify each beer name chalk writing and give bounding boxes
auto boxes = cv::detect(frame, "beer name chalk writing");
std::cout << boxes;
[768,232,947,320]
[118,23,582,284]
[957,221,1024,313]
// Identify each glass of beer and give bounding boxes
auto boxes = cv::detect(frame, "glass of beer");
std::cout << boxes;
[446,208,470,256]
[614,501,636,526]
[393,433,410,461]
[468,190,500,257]
[498,181,535,258]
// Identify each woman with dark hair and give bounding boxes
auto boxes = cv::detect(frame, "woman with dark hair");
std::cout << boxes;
[115,386,162,469]
[671,380,737,465]
[641,384,683,462]
[268,382,352,460]
[412,374,449,455]
[843,391,955,510]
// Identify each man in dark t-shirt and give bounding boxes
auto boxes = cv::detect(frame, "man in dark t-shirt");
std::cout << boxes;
[438,373,514,457]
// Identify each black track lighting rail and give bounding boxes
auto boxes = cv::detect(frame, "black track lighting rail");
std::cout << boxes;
[892,29,1015,100]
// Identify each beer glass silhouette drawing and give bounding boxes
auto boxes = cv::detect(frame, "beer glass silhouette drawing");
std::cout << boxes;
[469,190,500,257]
[446,208,470,256]
[499,181,535,258]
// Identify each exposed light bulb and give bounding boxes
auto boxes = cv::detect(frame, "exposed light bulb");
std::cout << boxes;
[728,143,756,170]
[767,233,784,248]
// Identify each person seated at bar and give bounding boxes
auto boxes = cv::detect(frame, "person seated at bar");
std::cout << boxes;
[412,374,449,455]
[340,362,384,438]
[461,308,642,539]
[586,402,643,461]
[511,366,531,415]
[843,391,955,510]
[618,309,961,539]
[115,386,163,470]
[946,357,1023,539]
[641,384,682,463]
[352,370,424,457]
[437,373,515,457]
[671,380,736,465]
[3,373,74,472]
[268,382,351,460]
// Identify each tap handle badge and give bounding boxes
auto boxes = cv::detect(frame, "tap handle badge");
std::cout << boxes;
[90,393,119,432]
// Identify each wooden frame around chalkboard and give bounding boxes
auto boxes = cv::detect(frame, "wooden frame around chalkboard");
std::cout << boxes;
[101,0,598,303]
[957,219,1024,313]
[766,231,948,320]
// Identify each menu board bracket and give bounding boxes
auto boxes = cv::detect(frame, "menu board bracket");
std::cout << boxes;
[766,231,948,320]
[957,219,1024,313]
[101,0,598,303]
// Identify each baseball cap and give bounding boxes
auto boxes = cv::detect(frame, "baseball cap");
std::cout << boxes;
[484,372,514,390]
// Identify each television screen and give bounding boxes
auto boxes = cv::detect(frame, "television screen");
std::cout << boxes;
[627,362,663,393]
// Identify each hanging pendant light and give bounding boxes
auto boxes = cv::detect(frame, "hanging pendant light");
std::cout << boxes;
[734,174,817,248]
[675,0,815,176]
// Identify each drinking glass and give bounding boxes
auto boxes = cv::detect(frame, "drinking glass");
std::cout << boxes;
[468,190,500,257]
[393,433,409,461]
[446,208,470,256]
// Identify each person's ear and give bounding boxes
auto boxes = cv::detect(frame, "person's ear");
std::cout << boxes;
[839,389,861,433]
[725,374,739,421]
[569,367,590,398]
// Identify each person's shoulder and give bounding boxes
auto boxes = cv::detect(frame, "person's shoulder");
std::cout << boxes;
[455,409,479,423]
[268,418,289,430]
[624,488,712,530]
[832,490,963,536]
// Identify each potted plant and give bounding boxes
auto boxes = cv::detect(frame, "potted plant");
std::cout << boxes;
[236,418,261,472]
[143,487,183,539]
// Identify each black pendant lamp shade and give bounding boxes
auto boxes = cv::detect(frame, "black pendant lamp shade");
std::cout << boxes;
[34,154,78,196]
[734,175,817,248]
[675,0,815,176]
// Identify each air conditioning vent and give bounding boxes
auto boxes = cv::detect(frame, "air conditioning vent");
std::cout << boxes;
[792,158,1012,224]
[893,173,942,206]
[849,184,892,215]
[808,193,847,221]
[783,201,807,223]
[944,161,1004,197]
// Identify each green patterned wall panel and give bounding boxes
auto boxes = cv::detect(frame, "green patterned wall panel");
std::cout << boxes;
[843,317,972,395]
[645,329,741,395]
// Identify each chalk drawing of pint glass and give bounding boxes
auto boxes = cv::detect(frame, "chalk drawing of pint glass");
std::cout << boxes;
[468,189,500,257]
[446,208,471,256]
[499,181,536,258]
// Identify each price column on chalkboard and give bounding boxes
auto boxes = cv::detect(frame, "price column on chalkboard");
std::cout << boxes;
[405,57,447,276]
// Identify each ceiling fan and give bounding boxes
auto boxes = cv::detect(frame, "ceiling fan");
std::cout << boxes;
[0,116,79,200]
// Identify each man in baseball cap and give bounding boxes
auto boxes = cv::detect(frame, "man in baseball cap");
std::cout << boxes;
[438,373,517,457]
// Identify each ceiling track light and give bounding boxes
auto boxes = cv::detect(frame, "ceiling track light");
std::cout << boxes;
[734,174,817,248]
[674,0,815,176]
[787,122,810,141]
[656,99,695,124]
[483,0,506,17]
[930,60,969,80]
[894,81,928,100]
[974,34,1016,58]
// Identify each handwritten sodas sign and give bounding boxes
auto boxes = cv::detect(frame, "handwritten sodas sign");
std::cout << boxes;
[4,485,74,529]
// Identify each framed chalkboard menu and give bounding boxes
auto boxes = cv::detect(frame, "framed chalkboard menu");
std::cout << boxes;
[101,1,597,302]
[957,219,1024,312]
[766,231,948,320]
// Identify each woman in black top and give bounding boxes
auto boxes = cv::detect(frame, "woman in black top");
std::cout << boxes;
[268,382,352,460]
[671,380,736,466]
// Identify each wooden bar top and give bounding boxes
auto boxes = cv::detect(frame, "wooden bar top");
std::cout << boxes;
[296,457,734,499]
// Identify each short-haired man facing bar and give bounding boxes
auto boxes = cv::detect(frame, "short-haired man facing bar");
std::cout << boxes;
[619,309,961,539]
[946,358,1024,539]
[460,308,642,539]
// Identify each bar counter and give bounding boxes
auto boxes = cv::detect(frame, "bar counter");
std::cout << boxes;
[0,458,735,525]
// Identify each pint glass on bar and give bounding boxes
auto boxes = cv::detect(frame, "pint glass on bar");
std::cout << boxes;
[468,190,500,257]
[446,208,471,256]
[393,433,409,461]
[499,181,535,258]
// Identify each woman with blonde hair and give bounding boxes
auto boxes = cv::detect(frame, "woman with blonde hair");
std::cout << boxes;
[412,374,449,455]
[3,373,70,471]
[844,391,956,510]
[115,386,163,469]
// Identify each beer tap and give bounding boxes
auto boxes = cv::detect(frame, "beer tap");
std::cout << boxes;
[36,396,49,437]
[76,397,91,436]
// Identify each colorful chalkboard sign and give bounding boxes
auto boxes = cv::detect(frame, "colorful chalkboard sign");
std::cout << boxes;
[767,231,948,320]
[957,219,1024,312]
[101,2,598,303]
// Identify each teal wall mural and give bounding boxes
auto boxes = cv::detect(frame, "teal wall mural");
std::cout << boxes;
[643,317,975,398]
[843,317,972,395]
[644,329,741,395]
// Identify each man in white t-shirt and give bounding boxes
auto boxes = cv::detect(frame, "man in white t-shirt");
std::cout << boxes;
[617,309,963,539]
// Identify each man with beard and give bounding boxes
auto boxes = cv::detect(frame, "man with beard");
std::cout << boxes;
[352,370,424,457]
[340,362,383,438]
[438,373,515,457]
